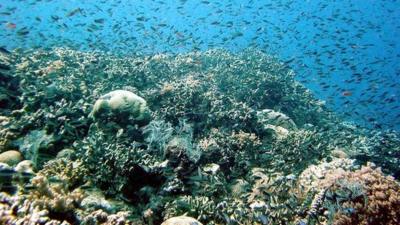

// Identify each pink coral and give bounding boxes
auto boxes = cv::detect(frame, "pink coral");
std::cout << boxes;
[331,166,400,225]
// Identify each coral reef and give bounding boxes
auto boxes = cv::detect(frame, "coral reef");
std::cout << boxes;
[0,48,21,114]
[0,48,399,224]
[0,174,84,224]
[350,130,400,179]
[0,164,130,225]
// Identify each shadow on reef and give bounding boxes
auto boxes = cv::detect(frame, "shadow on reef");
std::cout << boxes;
[0,48,21,112]
[0,47,399,224]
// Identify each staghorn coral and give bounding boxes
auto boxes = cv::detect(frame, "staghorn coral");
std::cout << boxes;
[196,128,263,176]
[0,174,84,224]
[0,49,21,114]
[262,129,331,175]
[350,130,400,179]
[39,158,88,190]
[246,168,302,225]
[163,195,216,222]
[0,172,131,225]
[77,125,167,204]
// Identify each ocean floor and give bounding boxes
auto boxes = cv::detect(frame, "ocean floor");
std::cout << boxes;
[0,48,399,225]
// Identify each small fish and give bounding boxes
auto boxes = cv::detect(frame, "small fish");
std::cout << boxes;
[66,8,82,17]
[16,27,29,36]
[0,168,15,177]
[94,18,105,24]
[342,91,353,96]
[51,15,60,22]
[0,47,11,54]
[6,22,16,29]
[136,16,147,21]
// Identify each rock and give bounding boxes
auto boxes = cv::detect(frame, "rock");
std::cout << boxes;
[81,188,114,213]
[0,116,10,126]
[202,163,220,175]
[165,137,199,177]
[0,150,23,166]
[331,148,348,158]
[264,124,289,139]
[161,216,203,225]
[0,162,11,170]
[256,109,297,130]
[56,148,75,159]
[250,200,267,211]
[90,90,151,126]
[14,160,35,174]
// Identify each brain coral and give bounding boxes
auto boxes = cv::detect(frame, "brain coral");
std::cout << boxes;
[90,90,151,126]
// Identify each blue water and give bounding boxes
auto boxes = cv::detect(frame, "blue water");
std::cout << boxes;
[1,0,399,130]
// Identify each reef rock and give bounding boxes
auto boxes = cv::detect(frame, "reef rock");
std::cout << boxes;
[90,90,151,126]
[161,216,203,225]
[264,124,290,139]
[256,109,297,130]
[298,157,358,194]
[80,188,114,213]
[56,148,75,159]
[165,136,199,177]
[0,150,23,166]
[14,160,35,174]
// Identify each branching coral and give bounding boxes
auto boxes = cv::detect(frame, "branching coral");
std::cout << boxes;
[299,162,400,225]
[163,195,216,222]
[0,175,84,224]
[328,165,400,225]
[263,129,331,175]
[351,130,400,179]
[39,158,88,190]
[78,129,163,199]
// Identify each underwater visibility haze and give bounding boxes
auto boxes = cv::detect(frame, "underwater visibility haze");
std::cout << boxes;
[0,0,399,224]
